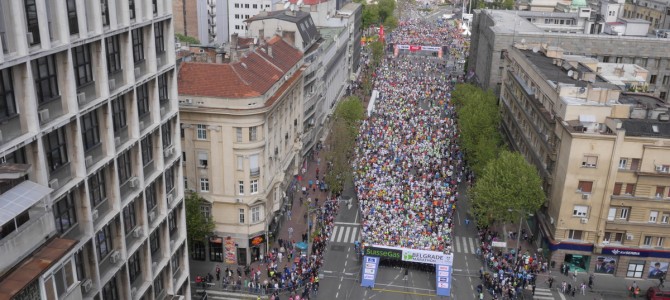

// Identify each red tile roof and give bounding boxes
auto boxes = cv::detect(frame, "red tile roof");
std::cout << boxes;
[287,0,327,5]
[178,36,303,99]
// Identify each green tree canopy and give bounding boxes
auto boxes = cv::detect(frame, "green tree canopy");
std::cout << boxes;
[469,151,546,227]
[360,4,380,29]
[175,33,200,45]
[370,41,385,66]
[377,0,396,22]
[324,97,364,193]
[185,192,215,250]
[502,0,515,9]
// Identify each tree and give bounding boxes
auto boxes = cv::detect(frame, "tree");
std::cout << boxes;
[370,41,385,66]
[175,33,200,45]
[324,97,364,194]
[502,0,514,9]
[185,192,215,250]
[469,151,545,227]
[383,15,399,31]
[360,4,380,30]
[377,0,396,22]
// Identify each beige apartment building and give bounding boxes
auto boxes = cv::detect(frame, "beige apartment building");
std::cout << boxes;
[501,44,670,277]
[178,36,304,266]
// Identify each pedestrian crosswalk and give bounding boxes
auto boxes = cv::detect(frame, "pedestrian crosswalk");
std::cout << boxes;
[452,236,478,254]
[330,224,359,244]
[533,287,555,300]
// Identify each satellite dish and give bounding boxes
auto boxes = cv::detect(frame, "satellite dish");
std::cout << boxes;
[567,70,574,77]
[579,87,586,94]
[532,47,539,53]
[284,2,291,9]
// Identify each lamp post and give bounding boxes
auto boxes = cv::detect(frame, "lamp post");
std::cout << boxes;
[508,208,533,261]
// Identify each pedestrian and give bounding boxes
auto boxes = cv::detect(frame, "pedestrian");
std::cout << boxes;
[216,265,221,281]
[659,276,665,287]
[580,282,586,295]
[532,284,536,295]
[572,269,577,282]
[288,227,294,239]
[288,210,292,221]
[588,273,594,289]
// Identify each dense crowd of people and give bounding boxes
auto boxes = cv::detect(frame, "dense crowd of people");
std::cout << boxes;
[354,16,469,253]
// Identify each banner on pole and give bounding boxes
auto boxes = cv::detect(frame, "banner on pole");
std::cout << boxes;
[361,256,380,288]
[435,264,452,296]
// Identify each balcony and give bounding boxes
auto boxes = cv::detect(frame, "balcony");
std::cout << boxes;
[38,98,65,126]
[99,250,123,282]
[76,82,98,108]
[48,163,73,193]
[159,100,170,120]
[143,160,157,181]
[120,176,140,201]
[108,71,125,94]
[84,144,104,171]
[114,126,130,150]
[134,61,148,80]
[156,52,167,70]
[0,115,24,146]
[125,226,144,253]
[163,144,177,162]
[250,168,260,178]
[91,198,113,226]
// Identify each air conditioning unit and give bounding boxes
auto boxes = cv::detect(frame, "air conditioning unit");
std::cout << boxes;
[580,218,588,224]
[157,57,162,66]
[77,92,86,105]
[110,250,121,263]
[48,178,59,190]
[626,233,634,240]
[85,156,93,167]
[160,107,166,116]
[170,239,175,248]
[131,287,137,298]
[164,147,173,157]
[139,121,145,129]
[149,211,156,222]
[114,137,121,147]
[129,176,140,188]
[108,79,116,91]
[167,193,174,204]
[133,227,143,238]
[185,98,193,104]
[38,109,50,123]
[582,194,590,200]
[82,279,93,293]
[92,209,99,220]
[134,67,141,78]
[152,261,158,269]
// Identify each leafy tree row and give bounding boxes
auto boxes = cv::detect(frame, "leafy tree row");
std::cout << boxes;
[175,33,200,45]
[323,97,365,194]
[185,192,215,251]
[355,0,399,30]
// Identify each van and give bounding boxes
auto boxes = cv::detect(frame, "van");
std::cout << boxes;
[647,287,670,300]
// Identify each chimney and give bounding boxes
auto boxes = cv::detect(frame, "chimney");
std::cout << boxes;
[268,46,273,57]
[230,33,239,62]
[216,53,223,63]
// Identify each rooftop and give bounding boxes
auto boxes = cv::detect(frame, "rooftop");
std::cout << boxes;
[519,49,614,89]
[620,118,670,137]
[247,10,319,48]
[178,36,303,99]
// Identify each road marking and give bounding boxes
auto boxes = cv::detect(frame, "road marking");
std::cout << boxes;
[323,270,334,273]
[330,226,338,242]
[343,226,351,243]
[344,273,354,276]
[372,288,436,297]
[453,269,463,272]
[337,226,345,241]
[373,282,436,292]
[468,236,477,254]
[461,236,468,254]
[454,237,461,252]
[349,227,358,243]
[334,222,360,226]
[336,292,339,298]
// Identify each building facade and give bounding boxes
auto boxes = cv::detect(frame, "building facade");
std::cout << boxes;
[501,44,670,277]
[173,0,230,46]
[0,0,189,299]
[178,36,304,265]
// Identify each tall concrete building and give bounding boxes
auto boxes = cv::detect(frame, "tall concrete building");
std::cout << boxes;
[178,35,304,265]
[500,43,670,277]
[0,0,189,299]
[173,0,230,45]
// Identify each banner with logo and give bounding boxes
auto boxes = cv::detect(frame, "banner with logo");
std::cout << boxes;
[594,256,616,274]
[224,236,237,264]
[435,264,452,296]
[402,249,454,265]
[649,262,668,279]
[361,256,380,288]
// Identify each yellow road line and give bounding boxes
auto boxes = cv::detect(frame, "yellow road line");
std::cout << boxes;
[372,288,436,297]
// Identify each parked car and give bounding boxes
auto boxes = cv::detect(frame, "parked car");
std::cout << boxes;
[647,287,670,300]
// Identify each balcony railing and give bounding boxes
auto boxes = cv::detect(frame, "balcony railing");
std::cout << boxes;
[144,160,156,180]
[156,52,167,69]
[38,97,65,125]
[0,115,23,146]
[108,70,124,94]
[48,163,72,192]
[134,60,147,80]
[159,100,170,119]
[114,126,129,149]
[139,113,152,133]
[250,168,260,177]
[76,82,98,107]
[84,144,104,170]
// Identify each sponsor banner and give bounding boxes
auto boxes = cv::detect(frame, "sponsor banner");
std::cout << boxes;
[435,264,452,296]
[394,45,442,51]
[649,262,669,279]
[366,245,454,265]
[602,247,670,259]
[364,246,403,260]
[421,46,441,51]
[361,256,380,288]
[249,234,266,247]
[492,241,507,248]
[594,256,617,274]
[409,45,421,52]
[396,45,410,50]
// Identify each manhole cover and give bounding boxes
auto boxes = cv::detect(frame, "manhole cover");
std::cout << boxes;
[331,245,346,251]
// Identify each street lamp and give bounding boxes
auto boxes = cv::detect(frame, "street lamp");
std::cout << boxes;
[508,208,534,261]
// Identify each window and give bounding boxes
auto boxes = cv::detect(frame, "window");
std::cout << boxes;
[162,122,172,148]
[662,92,667,101]
[658,237,665,247]
[141,136,153,166]
[627,261,645,278]
[72,45,93,88]
[0,68,18,120]
[630,158,640,171]
[238,180,244,195]
[198,152,208,168]
[235,3,239,8]
[196,124,207,140]
[253,4,258,8]
[123,201,137,234]
[573,205,588,217]
[32,55,60,103]
[613,183,622,196]
[128,251,142,283]
[249,126,257,141]
[237,156,244,170]
[245,4,249,8]
[112,96,127,131]
[74,250,85,280]
[137,83,150,117]
[644,236,653,246]
[236,127,243,142]
[250,154,259,177]
[106,35,121,74]
[251,206,260,223]
[132,28,144,63]
[604,232,623,243]
[100,0,110,27]
[567,229,583,240]
[250,179,258,194]
[168,210,177,234]
[662,213,670,224]
[44,127,69,172]
[650,75,657,84]
[184,176,188,190]
[129,0,136,20]
[663,76,670,85]
[53,192,77,234]
[618,158,627,169]
[96,224,113,260]
[89,169,107,208]
[201,205,211,220]
[146,181,157,212]
[150,230,159,254]
[603,56,610,63]
[577,181,593,193]
[165,167,174,193]
[158,73,169,102]
[101,278,121,300]
[615,57,623,63]
[81,110,100,151]
[619,207,630,219]
[200,178,209,192]
[582,155,597,167]
[625,183,635,195]
[117,150,133,184]
[235,14,239,19]
[24,0,41,45]
[656,186,665,198]
[66,0,79,35]
[154,22,165,53]
[153,273,164,296]
[239,209,245,223]
[650,211,659,223]
[152,0,158,14]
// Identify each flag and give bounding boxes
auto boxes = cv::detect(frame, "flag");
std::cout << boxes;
[379,25,385,42]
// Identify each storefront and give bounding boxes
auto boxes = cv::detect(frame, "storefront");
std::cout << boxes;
[249,234,267,262]
[209,236,224,262]
[600,247,670,279]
